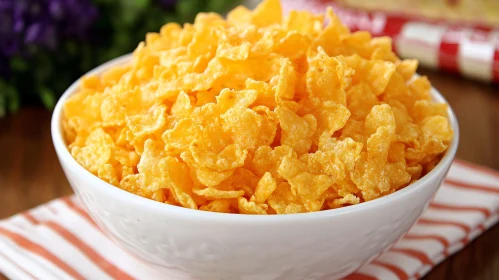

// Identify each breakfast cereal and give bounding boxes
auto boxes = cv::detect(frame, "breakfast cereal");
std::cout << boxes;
[63,0,454,214]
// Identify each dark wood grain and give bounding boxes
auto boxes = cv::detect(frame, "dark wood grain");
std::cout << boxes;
[0,68,498,279]
[0,107,73,219]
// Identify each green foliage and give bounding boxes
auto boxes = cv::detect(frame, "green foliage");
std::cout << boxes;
[1,0,241,117]
[0,79,19,118]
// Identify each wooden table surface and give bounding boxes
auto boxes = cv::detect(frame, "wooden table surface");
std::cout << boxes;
[0,68,498,279]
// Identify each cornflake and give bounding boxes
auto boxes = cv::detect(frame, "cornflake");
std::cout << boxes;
[63,0,453,214]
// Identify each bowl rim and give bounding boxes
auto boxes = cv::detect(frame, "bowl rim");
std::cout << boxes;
[51,53,460,222]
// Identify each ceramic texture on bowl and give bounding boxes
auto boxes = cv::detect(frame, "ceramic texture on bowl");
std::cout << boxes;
[51,54,459,280]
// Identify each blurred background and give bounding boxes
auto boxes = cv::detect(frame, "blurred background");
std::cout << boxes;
[0,1,498,279]
[0,0,244,117]
[1,0,497,116]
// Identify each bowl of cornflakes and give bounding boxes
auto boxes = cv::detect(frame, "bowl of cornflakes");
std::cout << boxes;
[51,0,459,279]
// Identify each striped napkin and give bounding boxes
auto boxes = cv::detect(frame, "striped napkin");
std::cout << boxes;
[1,159,498,280]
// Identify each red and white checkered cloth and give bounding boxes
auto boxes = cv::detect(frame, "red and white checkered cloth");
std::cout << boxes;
[282,0,499,83]
[0,159,498,280]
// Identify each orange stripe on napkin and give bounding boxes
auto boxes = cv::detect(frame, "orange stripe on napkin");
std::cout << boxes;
[343,272,378,280]
[429,203,491,217]
[403,234,450,248]
[417,218,471,233]
[23,212,38,225]
[24,209,135,280]
[0,227,85,280]
[44,221,134,280]
[390,248,433,265]
[454,159,499,179]
[445,178,499,195]
[372,260,409,280]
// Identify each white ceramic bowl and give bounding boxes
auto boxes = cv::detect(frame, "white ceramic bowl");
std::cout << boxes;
[51,54,459,280]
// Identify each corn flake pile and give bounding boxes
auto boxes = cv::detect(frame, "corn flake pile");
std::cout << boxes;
[63,0,453,214]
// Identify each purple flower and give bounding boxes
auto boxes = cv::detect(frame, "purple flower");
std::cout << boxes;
[49,0,63,19]
[25,23,42,43]
[0,0,98,68]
